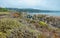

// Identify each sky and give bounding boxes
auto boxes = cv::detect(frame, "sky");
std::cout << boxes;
[0,0,60,11]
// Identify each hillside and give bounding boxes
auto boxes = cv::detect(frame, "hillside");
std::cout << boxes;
[0,11,59,38]
[0,8,9,12]
[0,8,60,38]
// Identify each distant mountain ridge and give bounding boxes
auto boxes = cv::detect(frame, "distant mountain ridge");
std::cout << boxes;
[7,8,55,13]
[0,8,60,13]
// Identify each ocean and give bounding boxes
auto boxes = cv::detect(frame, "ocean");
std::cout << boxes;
[29,12,60,16]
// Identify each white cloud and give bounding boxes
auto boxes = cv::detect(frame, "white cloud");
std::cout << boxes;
[11,0,44,6]
[22,0,38,6]
[22,0,44,6]
[0,0,45,7]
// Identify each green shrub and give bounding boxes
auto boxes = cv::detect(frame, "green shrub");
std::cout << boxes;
[0,32,6,38]
[0,18,21,33]
[30,20,36,23]
[39,21,48,26]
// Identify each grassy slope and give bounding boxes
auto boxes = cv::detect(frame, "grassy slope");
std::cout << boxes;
[0,12,10,14]
[0,8,10,15]
[0,18,40,38]
[0,8,60,38]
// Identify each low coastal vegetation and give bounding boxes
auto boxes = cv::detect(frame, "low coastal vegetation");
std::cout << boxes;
[0,8,60,38]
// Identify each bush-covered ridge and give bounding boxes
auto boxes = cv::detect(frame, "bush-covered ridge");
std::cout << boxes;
[0,8,9,12]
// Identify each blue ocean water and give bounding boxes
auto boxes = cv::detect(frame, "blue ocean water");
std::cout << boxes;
[29,12,60,16]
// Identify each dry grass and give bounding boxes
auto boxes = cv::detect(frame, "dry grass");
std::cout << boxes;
[0,12,10,14]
